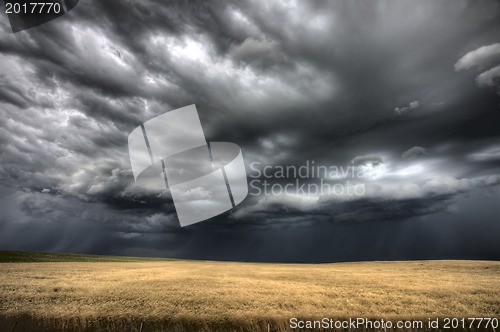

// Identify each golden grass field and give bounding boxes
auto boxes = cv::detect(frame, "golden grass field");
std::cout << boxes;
[0,256,499,331]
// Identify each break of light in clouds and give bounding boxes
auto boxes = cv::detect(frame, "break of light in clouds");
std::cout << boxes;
[0,0,499,262]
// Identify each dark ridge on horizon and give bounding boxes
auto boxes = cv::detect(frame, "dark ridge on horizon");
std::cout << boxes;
[1,250,498,265]
[0,250,175,263]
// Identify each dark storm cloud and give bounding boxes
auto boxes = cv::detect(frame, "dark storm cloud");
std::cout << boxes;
[0,0,499,261]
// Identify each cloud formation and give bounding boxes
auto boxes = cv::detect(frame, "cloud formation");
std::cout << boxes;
[0,0,499,261]
[351,154,383,166]
[454,43,500,71]
[394,100,419,115]
[401,146,428,160]
[455,43,500,93]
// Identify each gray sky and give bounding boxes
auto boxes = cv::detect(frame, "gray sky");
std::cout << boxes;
[0,0,499,261]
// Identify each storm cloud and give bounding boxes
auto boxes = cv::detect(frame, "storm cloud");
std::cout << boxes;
[0,0,499,262]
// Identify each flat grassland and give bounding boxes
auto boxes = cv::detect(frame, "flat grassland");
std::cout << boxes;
[0,251,499,331]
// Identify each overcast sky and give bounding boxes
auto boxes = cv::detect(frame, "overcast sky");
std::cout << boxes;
[1,0,499,262]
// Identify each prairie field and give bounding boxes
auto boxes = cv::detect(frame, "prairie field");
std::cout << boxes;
[0,252,499,331]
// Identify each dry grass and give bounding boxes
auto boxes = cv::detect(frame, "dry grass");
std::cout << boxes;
[0,260,499,331]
